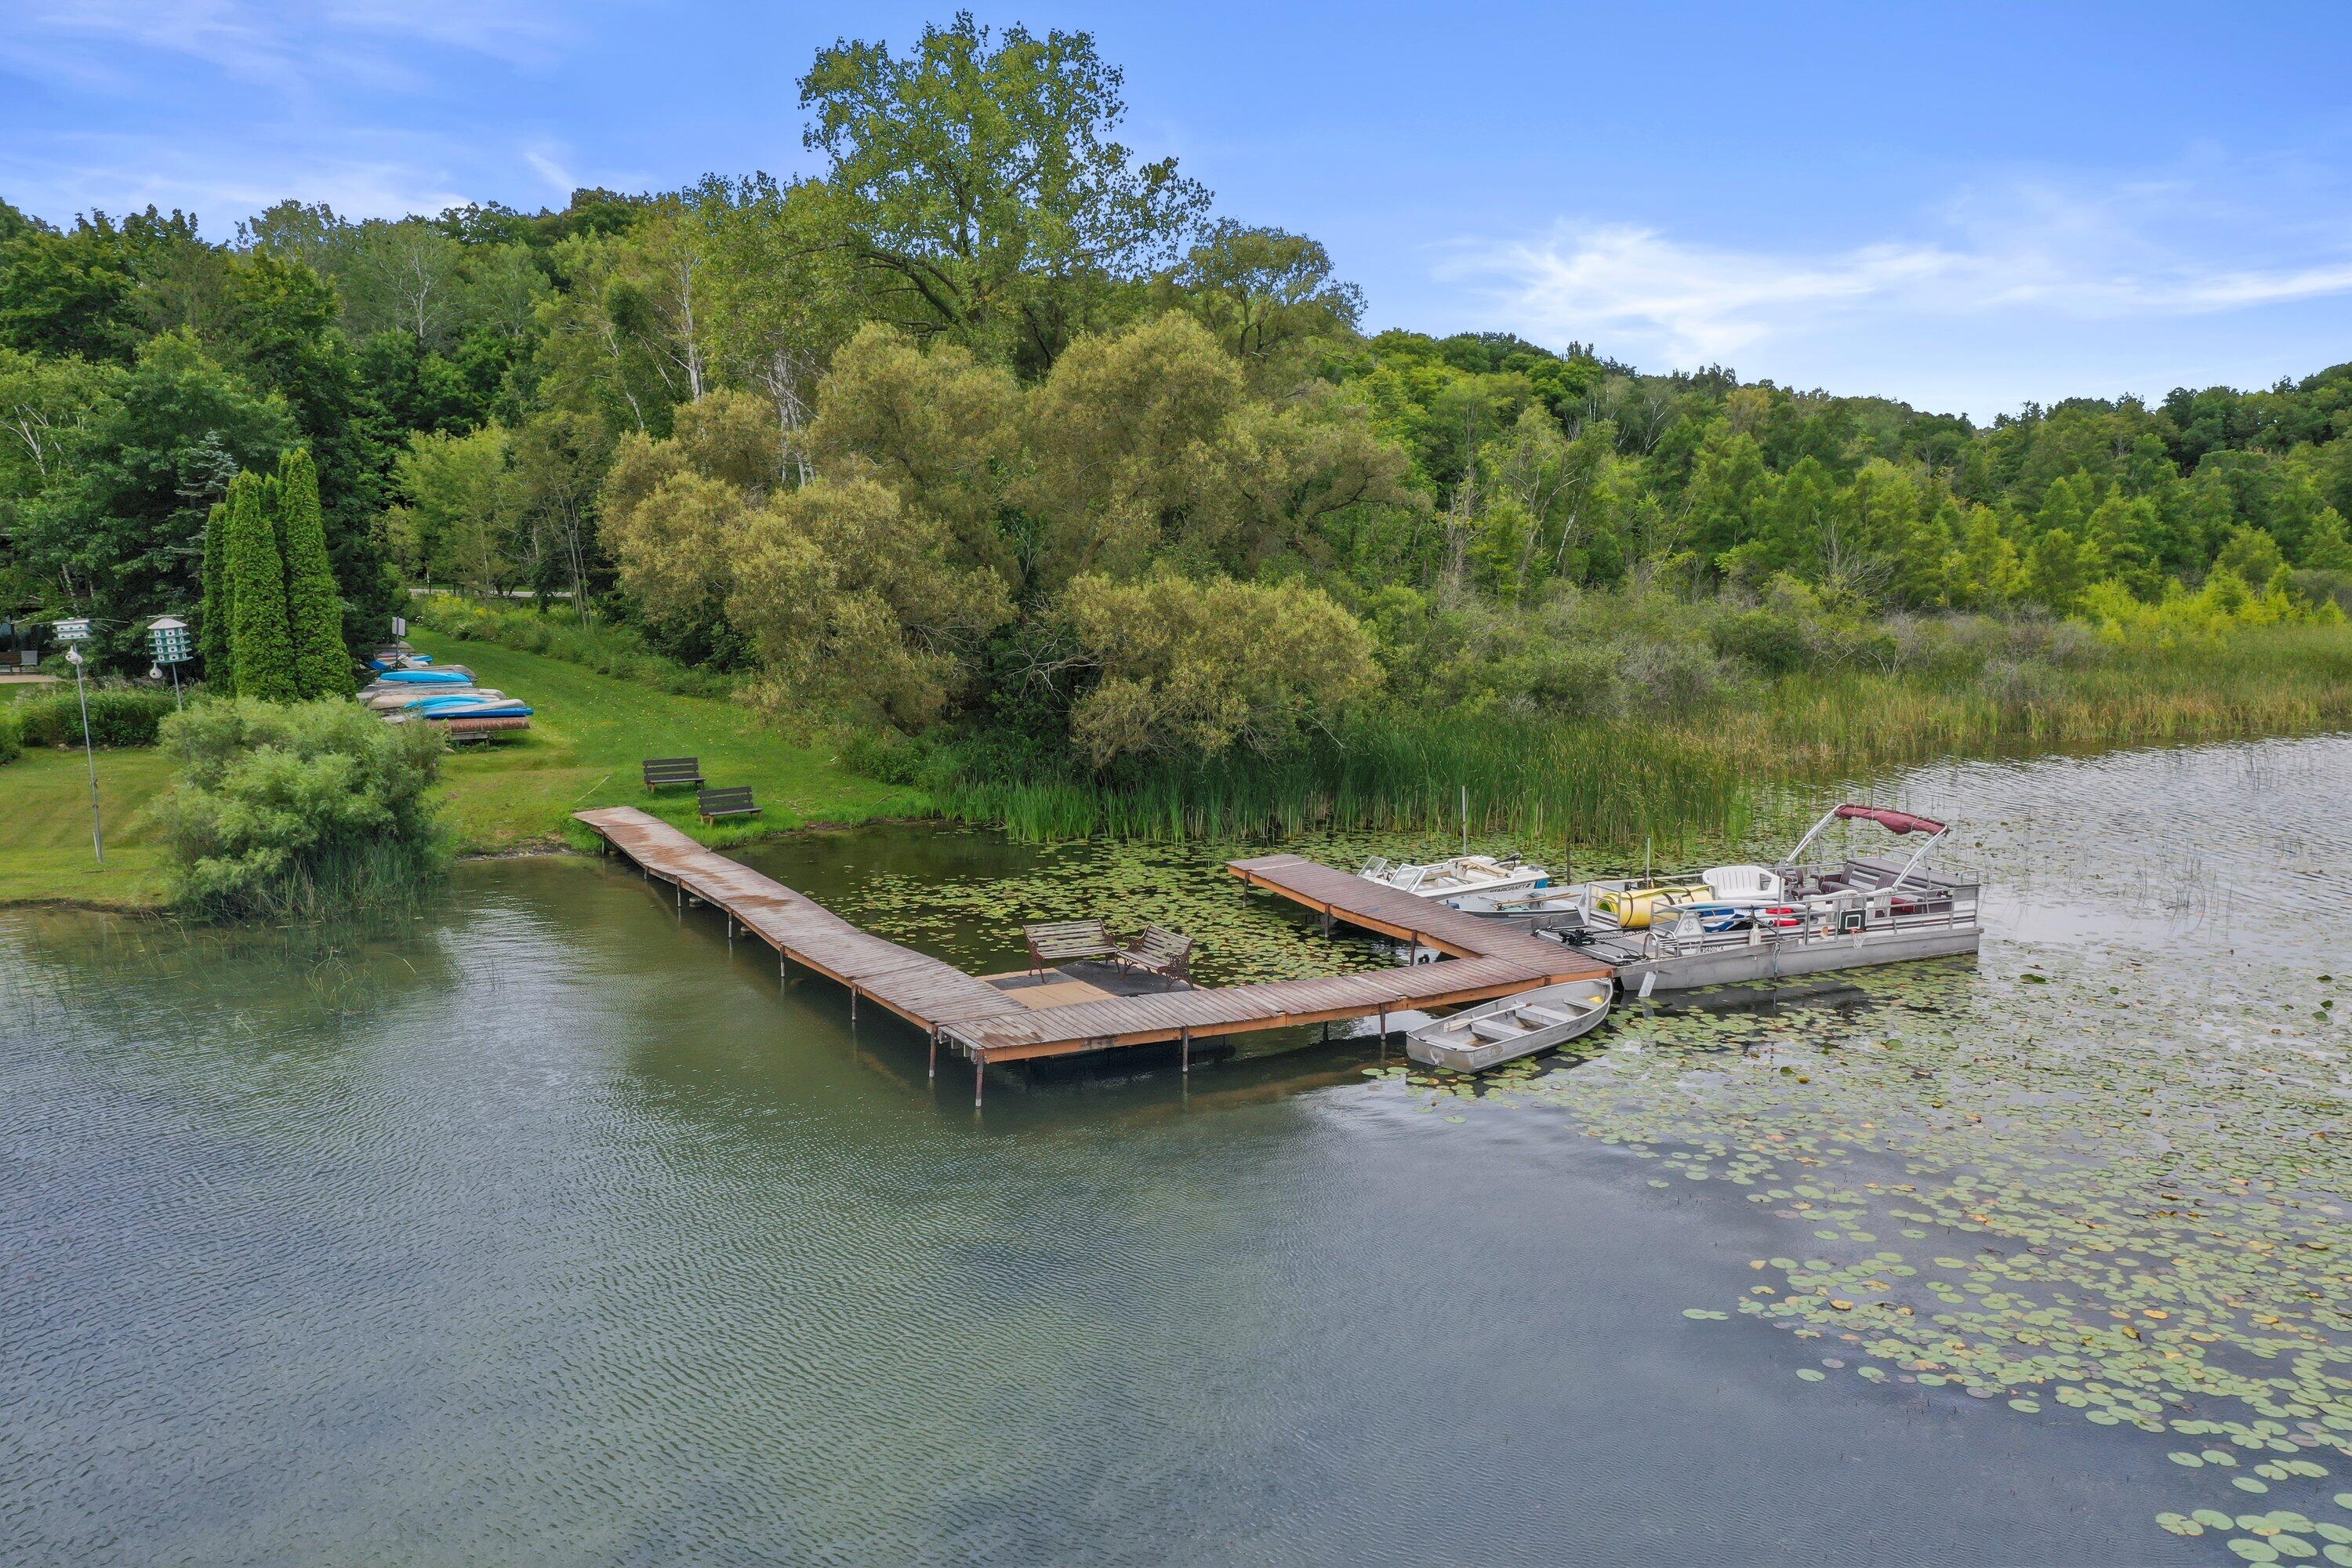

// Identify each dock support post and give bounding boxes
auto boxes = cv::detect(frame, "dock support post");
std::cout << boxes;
[780,951,788,989]
[675,880,682,912]
[975,1051,985,1109]
[850,985,858,1025]
[1379,1005,1388,1062]
[1181,1028,1190,1075]
[928,1032,938,1080]
[726,916,733,950]
[1321,904,1331,936]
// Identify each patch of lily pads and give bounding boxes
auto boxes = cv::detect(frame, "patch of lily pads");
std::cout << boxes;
[1366,938,2351,1563]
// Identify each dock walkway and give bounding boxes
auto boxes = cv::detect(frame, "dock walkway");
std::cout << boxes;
[575,809,1610,1100]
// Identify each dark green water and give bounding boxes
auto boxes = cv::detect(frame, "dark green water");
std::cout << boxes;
[5,738,2350,1566]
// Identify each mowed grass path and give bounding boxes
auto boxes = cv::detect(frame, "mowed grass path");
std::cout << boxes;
[0,630,927,908]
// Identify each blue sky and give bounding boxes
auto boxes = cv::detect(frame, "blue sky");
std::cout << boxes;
[6,1,2352,419]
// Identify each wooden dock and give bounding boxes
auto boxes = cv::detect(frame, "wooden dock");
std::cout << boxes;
[575,808,1610,1103]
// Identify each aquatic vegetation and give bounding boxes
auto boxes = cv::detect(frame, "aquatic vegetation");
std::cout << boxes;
[788,819,1786,992]
[1364,942,2352,1563]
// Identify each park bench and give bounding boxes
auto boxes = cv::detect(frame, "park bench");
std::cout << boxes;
[1023,918,1120,975]
[698,786,760,823]
[1116,925,1194,983]
[643,756,705,792]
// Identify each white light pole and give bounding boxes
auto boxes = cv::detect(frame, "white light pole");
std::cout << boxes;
[64,643,103,866]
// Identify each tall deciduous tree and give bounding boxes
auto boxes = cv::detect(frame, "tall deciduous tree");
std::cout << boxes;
[223,470,296,701]
[800,16,1210,372]
[1157,221,1364,384]
[278,448,352,695]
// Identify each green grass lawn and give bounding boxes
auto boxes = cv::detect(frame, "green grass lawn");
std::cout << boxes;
[0,630,928,909]
[410,628,927,851]
[0,745,175,908]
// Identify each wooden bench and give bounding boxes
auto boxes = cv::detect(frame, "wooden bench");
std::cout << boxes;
[644,756,705,792]
[1116,925,1194,983]
[698,786,760,823]
[1023,919,1119,975]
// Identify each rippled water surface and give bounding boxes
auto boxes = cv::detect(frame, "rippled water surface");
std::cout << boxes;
[5,737,2350,1566]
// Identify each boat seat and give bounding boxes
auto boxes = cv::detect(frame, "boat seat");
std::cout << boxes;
[1470,1018,1524,1042]
[1519,1006,1574,1025]
[1704,864,1783,901]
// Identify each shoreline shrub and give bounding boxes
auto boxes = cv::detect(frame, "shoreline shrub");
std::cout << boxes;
[154,699,449,920]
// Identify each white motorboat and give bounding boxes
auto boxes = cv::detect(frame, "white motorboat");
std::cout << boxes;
[1404,980,1613,1073]
[1358,852,1552,902]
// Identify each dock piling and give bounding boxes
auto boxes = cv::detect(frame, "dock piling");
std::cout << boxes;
[1181,1027,1190,1075]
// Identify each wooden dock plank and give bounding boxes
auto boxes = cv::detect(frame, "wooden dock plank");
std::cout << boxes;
[574,808,1610,1066]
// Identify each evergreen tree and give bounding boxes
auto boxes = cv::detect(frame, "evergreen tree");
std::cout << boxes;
[198,499,234,693]
[277,449,353,696]
[223,471,298,702]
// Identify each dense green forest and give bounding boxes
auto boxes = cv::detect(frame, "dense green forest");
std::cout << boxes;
[5,17,2348,838]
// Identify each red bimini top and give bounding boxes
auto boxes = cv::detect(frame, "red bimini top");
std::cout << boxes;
[1833,804,1946,835]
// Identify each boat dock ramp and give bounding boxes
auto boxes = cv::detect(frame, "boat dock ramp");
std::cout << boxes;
[574,808,1609,1103]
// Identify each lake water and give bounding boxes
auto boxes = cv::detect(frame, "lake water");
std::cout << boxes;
[5,736,2350,1566]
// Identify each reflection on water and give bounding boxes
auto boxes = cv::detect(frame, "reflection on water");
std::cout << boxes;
[5,736,2350,1566]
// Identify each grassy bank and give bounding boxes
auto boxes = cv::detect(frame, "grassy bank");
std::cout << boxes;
[0,746,176,908]
[10,619,2347,911]
[944,622,2352,850]
[0,629,927,909]
[408,629,926,851]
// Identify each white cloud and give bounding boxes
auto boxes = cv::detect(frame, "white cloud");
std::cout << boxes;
[522,143,578,199]
[0,131,474,230]
[1439,176,2352,376]
[2,0,564,92]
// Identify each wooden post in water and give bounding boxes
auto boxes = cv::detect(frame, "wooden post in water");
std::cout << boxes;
[1181,1027,1190,1075]
[974,1051,985,1108]
[850,985,858,1025]
[928,1031,938,1080]
[1378,1004,1388,1063]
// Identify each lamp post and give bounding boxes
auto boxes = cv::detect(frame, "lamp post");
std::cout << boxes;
[62,641,103,866]
[148,615,191,710]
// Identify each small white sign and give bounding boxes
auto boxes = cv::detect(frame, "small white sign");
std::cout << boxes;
[390,615,408,637]
[54,618,92,642]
